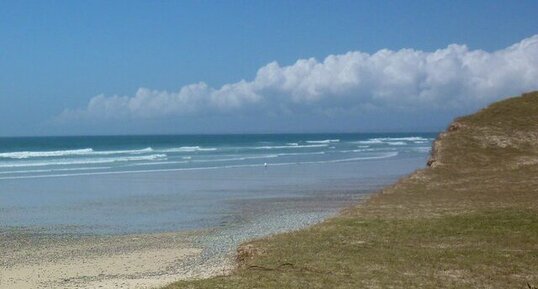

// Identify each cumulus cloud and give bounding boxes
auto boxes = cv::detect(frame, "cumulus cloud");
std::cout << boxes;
[60,35,538,121]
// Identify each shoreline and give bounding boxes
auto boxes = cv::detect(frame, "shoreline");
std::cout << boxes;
[0,197,365,288]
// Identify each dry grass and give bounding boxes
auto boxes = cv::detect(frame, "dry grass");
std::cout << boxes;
[165,91,538,289]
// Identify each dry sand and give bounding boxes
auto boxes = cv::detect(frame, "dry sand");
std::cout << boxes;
[0,230,230,289]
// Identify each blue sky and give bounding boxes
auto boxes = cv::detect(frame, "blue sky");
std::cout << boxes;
[1,1,538,136]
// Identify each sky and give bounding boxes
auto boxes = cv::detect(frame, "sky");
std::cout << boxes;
[1,0,538,136]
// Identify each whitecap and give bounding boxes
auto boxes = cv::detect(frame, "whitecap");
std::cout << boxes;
[253,144,327,150]
[353,139,384,145]
[370,137,430,142]
[159,146,217,153]
[305,139,340,144]
[0,154,167,168]
[0,148,94,159]
[0,147,155,159]
[387,141,407,146]
[0,166,111,175]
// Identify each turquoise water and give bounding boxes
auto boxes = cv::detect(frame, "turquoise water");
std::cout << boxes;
[0,133,435,234]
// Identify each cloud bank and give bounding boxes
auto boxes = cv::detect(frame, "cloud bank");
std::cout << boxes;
[61,35,538,121]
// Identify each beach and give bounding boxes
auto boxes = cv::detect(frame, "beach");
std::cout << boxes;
[0,134,432,288]
[1,230,204,288]
[1,206,348,288]
[0,180,392,289]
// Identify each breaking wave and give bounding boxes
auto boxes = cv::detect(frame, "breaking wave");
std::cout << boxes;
[159,146,218,152]
[0,154,167,168]
[0,147,154,159]
[305,139,340,144]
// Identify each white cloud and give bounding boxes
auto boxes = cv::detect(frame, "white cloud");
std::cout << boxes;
[61,35,538,120]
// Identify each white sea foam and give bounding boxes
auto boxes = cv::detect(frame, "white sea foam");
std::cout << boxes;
[387,141,407,146]
[0,148,94,159]
[337,149,366,153]
[159,146,217,152]
[91,147,154,155]
[0,166,111,175]
[305,139,340,144]
[0,147,154,159]
[0,154,167,168]
[353,139,384,145]
[253,144,328,150]
[370,137,432,142]
[129,154,279,166]
[352,136,433,145]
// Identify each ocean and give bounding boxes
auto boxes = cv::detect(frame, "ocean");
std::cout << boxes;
[0,133,435,235]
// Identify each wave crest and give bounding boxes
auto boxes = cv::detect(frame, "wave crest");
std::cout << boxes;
[0,147,155,159]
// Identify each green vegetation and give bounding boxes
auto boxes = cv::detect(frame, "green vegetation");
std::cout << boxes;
[166,92,538,288]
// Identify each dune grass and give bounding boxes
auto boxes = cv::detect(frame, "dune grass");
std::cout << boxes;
[165,91,538,289]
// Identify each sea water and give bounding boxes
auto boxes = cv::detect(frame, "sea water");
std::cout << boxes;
[0,133,435,234]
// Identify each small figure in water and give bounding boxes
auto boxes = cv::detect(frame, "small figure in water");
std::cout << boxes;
[264,162,267,168]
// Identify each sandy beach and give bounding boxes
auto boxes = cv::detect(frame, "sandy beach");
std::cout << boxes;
[0,199,355,289]
[0,229,230,289]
